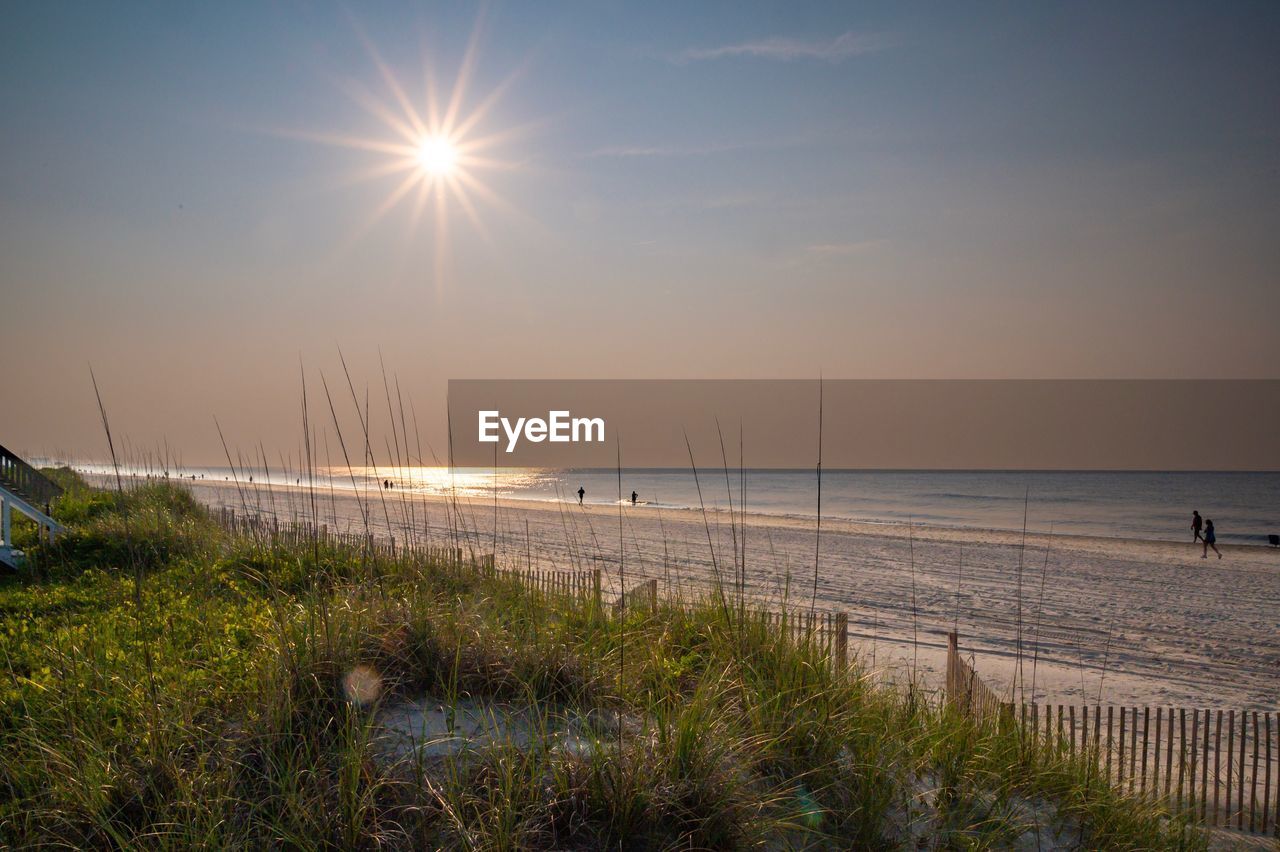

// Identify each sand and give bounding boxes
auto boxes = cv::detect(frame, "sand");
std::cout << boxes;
[123,475,1280,710]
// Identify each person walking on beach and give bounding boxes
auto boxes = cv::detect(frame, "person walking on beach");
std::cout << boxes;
[1202,519,1221,559]
[1191,510,1203,542]
[577,486,584,505]
[631,490,638,506]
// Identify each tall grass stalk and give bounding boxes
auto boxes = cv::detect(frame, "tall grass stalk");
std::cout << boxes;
[809,377,823,618]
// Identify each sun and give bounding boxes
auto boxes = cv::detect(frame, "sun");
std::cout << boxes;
[281,15,530,282]
[415,136,458,177]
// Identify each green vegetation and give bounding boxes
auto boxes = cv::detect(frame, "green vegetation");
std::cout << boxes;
[1,473,1203,848]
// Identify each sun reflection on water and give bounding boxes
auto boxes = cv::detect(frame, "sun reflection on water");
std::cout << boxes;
[344,466,553,499]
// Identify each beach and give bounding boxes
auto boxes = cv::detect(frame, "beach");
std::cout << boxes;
[155,474,1280,711]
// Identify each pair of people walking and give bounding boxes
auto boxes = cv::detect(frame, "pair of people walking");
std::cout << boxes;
[574,486,639,506]
[1191,510,1221,559]
[575,486,638,506]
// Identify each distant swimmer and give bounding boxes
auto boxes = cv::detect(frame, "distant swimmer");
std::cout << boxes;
[577,486,585,505]
[631,490,638,506]
[1191,510,1203,542]
[1202,519,1221,559]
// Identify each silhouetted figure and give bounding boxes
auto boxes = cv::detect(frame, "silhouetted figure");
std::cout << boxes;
[383,479,389,490]
[1191,510,1203,542]
[631,490,638,506]
[577,486,584,505]
[1202,519,1221,559]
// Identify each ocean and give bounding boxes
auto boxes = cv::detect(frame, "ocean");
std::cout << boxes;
[66,462,1280,546]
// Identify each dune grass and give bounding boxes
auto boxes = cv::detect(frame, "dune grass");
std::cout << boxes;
[0,474,1204,848]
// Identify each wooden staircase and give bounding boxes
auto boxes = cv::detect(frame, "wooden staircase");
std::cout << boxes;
[0,444,66,569]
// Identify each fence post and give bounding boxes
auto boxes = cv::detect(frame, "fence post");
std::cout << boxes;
[1264,713,1272,836]
[1119,707,1127,786]
[1202,710,1211,823]
[1238,709,1247,831]
[1189,709,1199,814]
[1250,711,1259,833]
[1178,709,1187,812]
[1106,706,1115,784]
[834,612,848,670]
[1226,709,1237,827]
[592,568,602,610]
[999,702,1015,735]
[946,631,958,707]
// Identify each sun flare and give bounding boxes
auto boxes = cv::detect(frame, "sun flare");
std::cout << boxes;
[285,17,528,282]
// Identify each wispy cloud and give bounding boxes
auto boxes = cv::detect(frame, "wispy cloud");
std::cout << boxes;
[674,31,891,64]
[587,135,813,159]
[587,141,765,158]
[805,240,886,255]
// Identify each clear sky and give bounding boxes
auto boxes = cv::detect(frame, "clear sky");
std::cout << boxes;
[2,2,1278,463]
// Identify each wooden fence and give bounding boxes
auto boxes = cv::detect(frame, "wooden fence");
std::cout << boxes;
[759,607,849,671]
[947,632,1280,836]
[615,577,658,612]
[946,631,1012,724]
[213,507,850,672]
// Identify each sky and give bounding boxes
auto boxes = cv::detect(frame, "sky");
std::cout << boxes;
[2,2,1278,464]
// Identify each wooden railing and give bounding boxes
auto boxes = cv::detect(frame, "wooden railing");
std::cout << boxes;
[948,632,1280,836]
[0,444,63,508]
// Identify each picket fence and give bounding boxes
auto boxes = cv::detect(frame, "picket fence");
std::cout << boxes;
[214,507,850,671]
[947,631,1280,836]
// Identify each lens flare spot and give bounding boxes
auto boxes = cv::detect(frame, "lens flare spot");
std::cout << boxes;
[343,664,383,706]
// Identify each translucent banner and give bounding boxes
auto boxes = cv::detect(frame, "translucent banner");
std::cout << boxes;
[447,379,1280,470]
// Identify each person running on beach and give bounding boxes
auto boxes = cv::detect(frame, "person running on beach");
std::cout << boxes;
[577,486,584,505]
[1191,510,1203,542]
[631,490,638,506]
[1202,519,1221,559]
